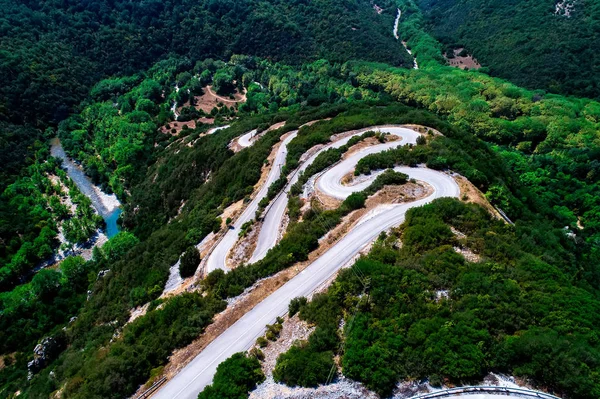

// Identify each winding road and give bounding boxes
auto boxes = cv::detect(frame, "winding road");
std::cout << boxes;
[236,129,258,148]
[204,131,297,273]
[250,126,419,263]
[153,126,460,399]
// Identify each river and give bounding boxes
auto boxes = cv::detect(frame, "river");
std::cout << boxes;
[50,138,122,238]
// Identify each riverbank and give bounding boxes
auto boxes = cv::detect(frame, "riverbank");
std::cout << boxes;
[50,137,122,238]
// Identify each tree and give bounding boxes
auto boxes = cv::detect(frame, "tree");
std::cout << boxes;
[198,352,264,399]
[180,246,201,278]
[273,343,334,387]
[212,69,236,95]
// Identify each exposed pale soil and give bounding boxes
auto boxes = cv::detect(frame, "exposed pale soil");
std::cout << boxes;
[450,227,481,263]
[445,48,482,70]
[257,314,314,376]
[453,174,503,221]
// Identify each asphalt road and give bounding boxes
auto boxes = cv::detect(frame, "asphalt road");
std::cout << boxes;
[204,131,297,273]
[206,125,230,135]
[153,127,459,399]
[249,126,418,263]
[237,128,258,148]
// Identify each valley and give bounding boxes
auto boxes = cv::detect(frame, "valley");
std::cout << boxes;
[1,1,600,399]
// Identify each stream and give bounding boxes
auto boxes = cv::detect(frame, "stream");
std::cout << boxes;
[50,138,122,238]
[394,9,419,69]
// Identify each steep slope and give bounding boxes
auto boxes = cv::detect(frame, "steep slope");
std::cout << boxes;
[0,0,411,127]
[415,0,600,99]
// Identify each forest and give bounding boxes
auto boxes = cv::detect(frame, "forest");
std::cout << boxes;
[1,0,600,398]
[2,51,600,397]
[0,0,410,128]
[412,0,600,99]
[269,198,600,398]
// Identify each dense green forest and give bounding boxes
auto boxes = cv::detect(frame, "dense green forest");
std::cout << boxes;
[272,198,600,398]
[3,53,600,397]
[412,0,600,99]
[2,0,600,397]
[0,0,410,127]
[0,0,412,292]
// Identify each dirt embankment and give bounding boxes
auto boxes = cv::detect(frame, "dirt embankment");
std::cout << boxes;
[453,174,503,221]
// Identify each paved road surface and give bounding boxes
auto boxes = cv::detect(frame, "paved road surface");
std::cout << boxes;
[204,131,297,273]
[237,129,258,148]
[250,126,418,263]
[206,125,230,135]
[153,128,459,399]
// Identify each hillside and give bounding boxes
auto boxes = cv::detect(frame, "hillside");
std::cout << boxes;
[0,0,411,127]
[1,1,600,399]
[414,0,600,99]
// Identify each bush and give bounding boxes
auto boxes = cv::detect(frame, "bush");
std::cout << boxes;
[256,336,268,348]
[198,352,264,399]
[273,343,335,387]
[288,296,308,317]
[180,246,201,278]
[249,347,264,361]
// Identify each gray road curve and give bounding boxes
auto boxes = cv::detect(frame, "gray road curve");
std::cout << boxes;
[153,128,459,399]
[237,129,258,148]
[249,126,418,263]
[206,125,230,135]
[204,131,297,273]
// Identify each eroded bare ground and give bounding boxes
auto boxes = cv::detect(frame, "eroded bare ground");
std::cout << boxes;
[227,219,260,269]
[450,226,482,263]
[445,48,482,70]
[251,376,378,399]
[258,314,314,376]
[453,173,504,221]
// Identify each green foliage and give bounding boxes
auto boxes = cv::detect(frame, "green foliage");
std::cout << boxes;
[288,296,308,317]
[361,170,409,196]
[415,0,600,99]
[0,256,91,355]
[354,61,600,251]
[5,35,600,398]
[180,246,201,278]
[198,352,264,399]
[273,343,335,387]
[296,199,600,398]
[290,130,376,196]
[53,293,225,399]
[274,292,341,387]
[0,151,103,291]
[0,0,411,130]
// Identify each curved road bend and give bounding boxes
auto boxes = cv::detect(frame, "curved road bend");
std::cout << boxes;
[204,131,298,273]
[154,168,459,398]
[249,126,421,263]
[236,129,258,148]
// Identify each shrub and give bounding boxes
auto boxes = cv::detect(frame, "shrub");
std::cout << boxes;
[198,352,264,399]
[288,296,308,317]
[256,336,268,348]
[273,343,335,387]
[180,246,201,278]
